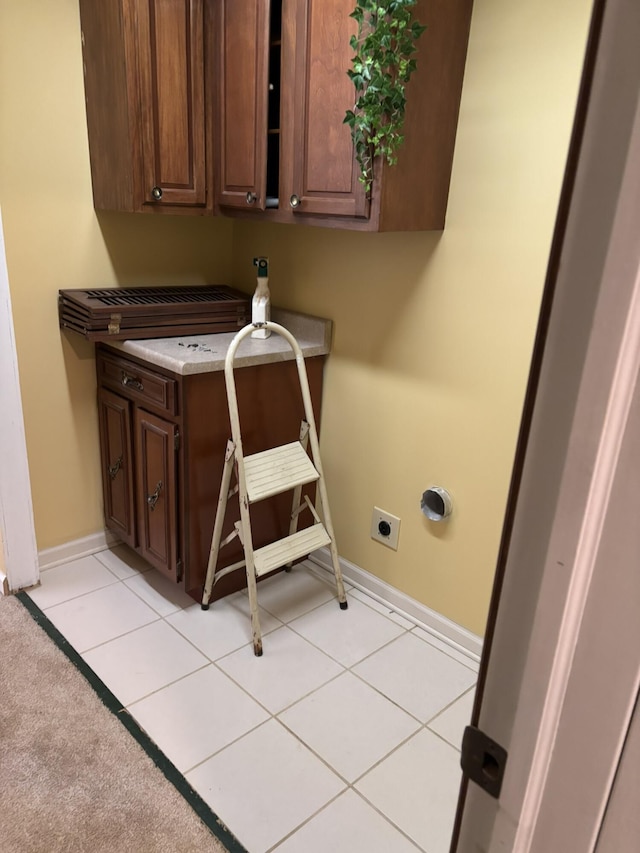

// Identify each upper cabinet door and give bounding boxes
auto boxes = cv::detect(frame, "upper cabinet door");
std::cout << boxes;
[288,0,368,219]
[136,0,207,207]
[215,0,271,211]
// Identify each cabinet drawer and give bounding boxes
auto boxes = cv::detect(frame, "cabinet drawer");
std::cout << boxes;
[97,351,177,416]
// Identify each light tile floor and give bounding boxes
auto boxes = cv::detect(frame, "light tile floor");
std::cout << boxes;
[27,546,478,853]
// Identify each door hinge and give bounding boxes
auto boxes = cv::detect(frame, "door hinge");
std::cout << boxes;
[176,558,183,581]
[460,726,508,799]
[174,430,180,451]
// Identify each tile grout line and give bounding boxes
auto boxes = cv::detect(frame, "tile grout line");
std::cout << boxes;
[262,785,426,853]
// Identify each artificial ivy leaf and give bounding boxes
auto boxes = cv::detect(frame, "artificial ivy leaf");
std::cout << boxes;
[345,0,426,190]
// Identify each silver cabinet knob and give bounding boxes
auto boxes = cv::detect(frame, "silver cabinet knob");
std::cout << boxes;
[151,186,163,200]
[246,192,257,205]
[289,194,301,208]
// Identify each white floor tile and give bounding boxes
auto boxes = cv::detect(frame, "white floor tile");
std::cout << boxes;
[128,665,269,772]
[83,620,208,706]
[356,729,462,853]
[428,688,475,751]
[412,626,480,674]
[253,565,336,622]
[289,596,405,667]
[167,594,282,661]
[29,545,477,852]
[353,632,476,722]
[217,626,343,713]
[124,570,196,617]
[347,587,416,629]
[186,719,345,853]
[273,789,421,853]
[28,556,118,609]
[94,544,151,580]
[279,672,419,782]
[44,582,159,652]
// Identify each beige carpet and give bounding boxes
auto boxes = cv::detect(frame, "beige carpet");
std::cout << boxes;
[0,592,242,853]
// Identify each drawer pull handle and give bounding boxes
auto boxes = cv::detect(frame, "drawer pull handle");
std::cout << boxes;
[151,186,163,200]
[147,480,163,511]
[122,372,144,392]
[108,456,122,480]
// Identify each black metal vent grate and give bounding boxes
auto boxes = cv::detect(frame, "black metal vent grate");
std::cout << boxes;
[58,285,251,341]
[84,286,241,307]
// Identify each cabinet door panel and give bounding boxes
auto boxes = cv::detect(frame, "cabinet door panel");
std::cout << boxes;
[216,0,270,210]
[137,0,206,206]
[98,388,136,548]
[135,409,178,580]
[290,0,368,218]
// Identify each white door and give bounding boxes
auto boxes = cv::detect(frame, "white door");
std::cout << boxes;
[0,207,39,592]
[453,0,640,849]
[594,686,640,852]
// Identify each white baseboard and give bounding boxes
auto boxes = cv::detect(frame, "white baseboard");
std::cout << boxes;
[309,547,483,667]
[38,530,121,572]
[36,533,483,666]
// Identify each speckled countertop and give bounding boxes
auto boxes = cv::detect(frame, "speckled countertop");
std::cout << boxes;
[105,309,332,376]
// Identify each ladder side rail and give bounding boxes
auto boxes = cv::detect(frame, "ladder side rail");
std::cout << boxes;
[262,323,348,606]
[223,326,264,654]
[202,440,236,608]
[288,342,348,606]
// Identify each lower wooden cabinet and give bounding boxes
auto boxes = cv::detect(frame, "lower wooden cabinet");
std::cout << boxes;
[98,387,136,549]
[134,408,179,580]
[96,344,325,601]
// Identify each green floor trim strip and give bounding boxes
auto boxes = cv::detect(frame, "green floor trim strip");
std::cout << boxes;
[16,591,249,853]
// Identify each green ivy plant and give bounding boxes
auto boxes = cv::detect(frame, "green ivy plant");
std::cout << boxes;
[344,0,427,194]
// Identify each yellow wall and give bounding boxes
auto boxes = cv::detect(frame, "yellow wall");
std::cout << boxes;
[0,0,592,635]
[230,0,592,634]
[0,0,234,548]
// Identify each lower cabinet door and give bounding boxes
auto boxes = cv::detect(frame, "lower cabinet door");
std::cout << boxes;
[98,388,136,548]
[134,408,179,580]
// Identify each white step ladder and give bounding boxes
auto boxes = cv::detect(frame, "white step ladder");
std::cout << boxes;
[201,321,348,655]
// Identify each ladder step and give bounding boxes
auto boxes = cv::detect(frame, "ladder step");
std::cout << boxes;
[244,441,319,503]
[253,524,330,577]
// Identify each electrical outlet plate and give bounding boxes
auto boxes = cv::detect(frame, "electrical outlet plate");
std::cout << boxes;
[371,506,401,550]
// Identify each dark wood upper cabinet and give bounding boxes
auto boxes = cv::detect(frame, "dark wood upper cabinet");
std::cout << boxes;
[79,0,472,229]
[215,0,271,210]
[215,0,474,231]
[79,0,210,213]
[286,0,369,219]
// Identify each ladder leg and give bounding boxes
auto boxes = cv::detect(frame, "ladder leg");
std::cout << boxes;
[285,421,310,572]
[316,479,348,609]
[286,332,347,610]
[202,441,235,609]
[236,501,263,656]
